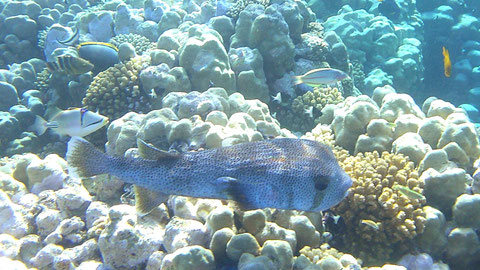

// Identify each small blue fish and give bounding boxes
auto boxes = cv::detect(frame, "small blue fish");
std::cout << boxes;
[67,137,352,215]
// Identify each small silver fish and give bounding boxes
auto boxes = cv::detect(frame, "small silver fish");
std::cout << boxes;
[294,68,349,87]
[67,137,353,215]
[30,108,109,137]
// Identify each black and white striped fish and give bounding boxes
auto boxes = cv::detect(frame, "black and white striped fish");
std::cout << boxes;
[46,55,94,75]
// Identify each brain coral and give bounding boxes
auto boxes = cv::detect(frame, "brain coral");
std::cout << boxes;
[82,56,151,119]
[333,151,427,265]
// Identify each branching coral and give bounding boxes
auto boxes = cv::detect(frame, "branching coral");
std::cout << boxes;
[298,32,329,62]
[351,61,365,92]
[277,87,344,133]
[299,244,345,264]
[307,22,324,37]
[227,0,270,19]
[292,87,344,115]
[34,68,51,93]
[110,34,156,55]
[82,56,151,119]
[37,28,49,50]
[333,151,427,265]
[302,124,335,149]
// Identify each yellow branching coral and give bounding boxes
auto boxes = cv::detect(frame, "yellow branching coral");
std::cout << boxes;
[82,56,151,119]
[302,124,335,148]
[333,151,427,265]
[292,87,344,115]
[299,244,345,264]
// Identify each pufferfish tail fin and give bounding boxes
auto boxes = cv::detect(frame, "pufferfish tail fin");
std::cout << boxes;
[66,136,110,178]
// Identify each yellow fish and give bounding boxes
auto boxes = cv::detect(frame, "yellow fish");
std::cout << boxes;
[442,46,451,78]
[360,219,380,230]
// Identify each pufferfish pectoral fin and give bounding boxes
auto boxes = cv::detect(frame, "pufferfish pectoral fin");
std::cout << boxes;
[134,185,169,216]
[215,177,255,210]
[137,138,179,160]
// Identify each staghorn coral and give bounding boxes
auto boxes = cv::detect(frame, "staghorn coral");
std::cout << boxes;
[227,0,270,19]
[278,87,344,133]
[333,151,427,265]
[109,33,156,55]
[82,56,151,120]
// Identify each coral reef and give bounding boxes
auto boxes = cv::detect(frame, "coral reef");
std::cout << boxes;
[333,151,426,264]
[227,0,270,19]
[109,33,156,55]
[299,244,360,268]
[323,8,423,95]
[276,86,344,133]
[1,0,480,269]
[179,24,236,93]
[82,55,151,120]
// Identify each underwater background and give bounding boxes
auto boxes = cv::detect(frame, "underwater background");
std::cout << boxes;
[1,0,480,269]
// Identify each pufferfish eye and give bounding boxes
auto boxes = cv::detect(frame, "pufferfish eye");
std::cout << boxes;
[314,175,330,191]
